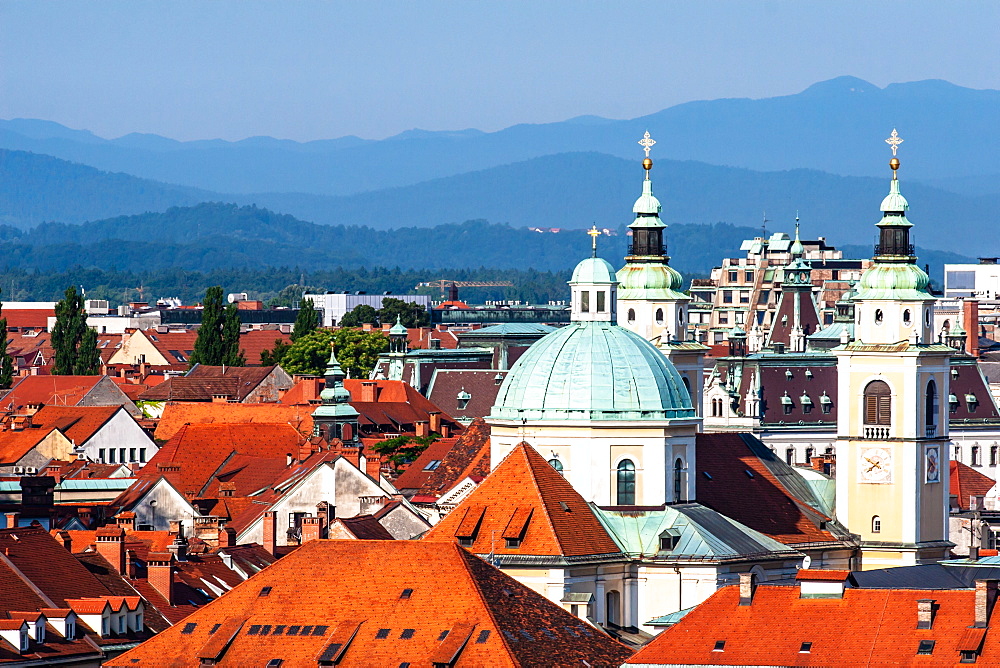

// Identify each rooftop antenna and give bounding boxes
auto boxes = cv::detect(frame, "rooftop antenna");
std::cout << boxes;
[761,211,770,238]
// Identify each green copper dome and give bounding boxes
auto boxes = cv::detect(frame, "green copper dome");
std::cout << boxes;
[616,263,686,300]
[571,257,618,284]
[855,263,931,300]
[490,321,695,421]
[389,314,408,336]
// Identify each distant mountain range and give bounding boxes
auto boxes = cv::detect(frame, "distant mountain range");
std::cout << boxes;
[2,77,998,196]
[0,148,993,257]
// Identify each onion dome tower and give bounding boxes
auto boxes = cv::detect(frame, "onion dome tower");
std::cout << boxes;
[312,346,360,444]
[490,237,700,507]
[616,132,707,415]
[833,129,953,570]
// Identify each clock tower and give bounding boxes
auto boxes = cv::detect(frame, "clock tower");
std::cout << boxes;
[833,130,953,570]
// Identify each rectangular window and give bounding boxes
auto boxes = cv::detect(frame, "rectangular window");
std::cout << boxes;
[120,448,126,464]
[973,446,982,466]
[758,290,770,304]
[139,448,146,463]
[786,448,795,465]
[729,271,738,283]
[108,449,115,464]
[581,291,590,313]
[745,271,754,283]
[99,448,106,463]
[917,640,935,655]
[723,291,734,304]
[992,446,998,467]
[740,291,750,304]
[783,404,793,415]
[714,333,724,344]
[719,313,729,325]
[822,403,832,414]
[597,291,606,313]
[129,448,136,462]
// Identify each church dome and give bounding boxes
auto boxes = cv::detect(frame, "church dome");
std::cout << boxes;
[616,263,685,299]
[490,321,695,421]
[571,257,617,284]
[855,262,931,300]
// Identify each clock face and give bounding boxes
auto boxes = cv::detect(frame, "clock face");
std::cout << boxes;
[860,447,893,483]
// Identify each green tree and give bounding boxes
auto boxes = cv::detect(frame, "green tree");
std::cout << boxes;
[372,434,437,470]
[377,298,430,328]
[339,304,379,328]
[0,290,14,389]
[279,329,335,376]
[221,302,245,366]
[292,297,318,341]
[73,326,101,375]
[51,286,90,375]
[189,286,226,366]
[332,328,389,379]
[260,339,292,366]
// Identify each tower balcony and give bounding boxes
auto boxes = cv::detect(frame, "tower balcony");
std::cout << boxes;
[873,243,914,257]
[863,425,891,440]
[627,244,668,257]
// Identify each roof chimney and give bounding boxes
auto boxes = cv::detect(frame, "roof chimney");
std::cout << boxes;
[56,530,72,552]
[429,411,441,434]
[738,572,758,606]
[360,381,378,403]
[263,511,277,556]
[167,526,188,562]
[301,517,322,543]
[5,512,18,529]
[415,420,429,438]
[974,579,998,628]
[964,299,980,357]
[218,527,236,549]
[146,553,175,606]
[95,525,126,575]
[916,599,936,629]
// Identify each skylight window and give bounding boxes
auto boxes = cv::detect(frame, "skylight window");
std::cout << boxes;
[713,640,726,652]
[400,629,415,639]
[259,586,272,597]
[800,642,812,653]
[917,640,935,655]
[375,628,390,639]
[400,588,413,599]
[475,630,490,644]
[423,460,441,471]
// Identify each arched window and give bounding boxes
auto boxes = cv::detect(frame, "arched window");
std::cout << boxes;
[627,308,636,323]
[681,376,691,396]
[864,380,892,425]
[606,590,621,626]
[673,458,684,503]
[616,460,635,505]
[925,380,938,436]
[655,308,664,325]
[872,516,881,533]
[548,458,564,475]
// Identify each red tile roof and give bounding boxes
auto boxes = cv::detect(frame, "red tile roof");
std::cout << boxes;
[138,365,284,402]
[391,436,461,492]
[795,569,851,581]
[2,309,55,329]
[0,375,108,412]
[0,525,111,607]
[951,460,996,511]
[414,418,491,500]
[424,442,622,559]
[695,432,840,545]
[330,515,395,540]
[238,330,292,366]
[153,402,314,441]
[627,583,1000,667]
[104,540,633,667]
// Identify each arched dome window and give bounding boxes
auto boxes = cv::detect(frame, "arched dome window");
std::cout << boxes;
[548,458,564,475]
[872,515,881,533]
[864,380,892,426]
[627,308,636,324]
[655,308,664,325]
[926,379,938,437]
[616,460,635,505]
[673,458,684,503]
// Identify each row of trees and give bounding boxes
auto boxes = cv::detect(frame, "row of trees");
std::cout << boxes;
[261,327,388,379]
[339,298,430,328]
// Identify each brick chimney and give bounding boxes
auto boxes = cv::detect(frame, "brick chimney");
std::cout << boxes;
[440,424,451,438]
[964,299,980,357]
[95,525,126,575]
[360,381,378,403]
[218,527,236,549]
[263,511,277,556]
[115,512,136,531]
[415,420,429,438]
[5,512,18,529]
[301,517,322,543]
[738,572,757,606]
[56,530,72,552]
[146,553,174,605]
[974,580,999,628]
[428,411,441,434]
[916,599,936,629]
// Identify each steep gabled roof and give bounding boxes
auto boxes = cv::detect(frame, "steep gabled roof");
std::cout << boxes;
[391,436,462,492]
[138,365,284,402]
[415,417,491,500]
[951,460,996,511]
[330,515,395,540]
[0,525,110,607]
[0,375,108,411]
[153,402,313,442]
[424,443,622,559]
[695,432,843,545]
[104,541,633,667]
[31,405,128,445]
[237,330,292,366]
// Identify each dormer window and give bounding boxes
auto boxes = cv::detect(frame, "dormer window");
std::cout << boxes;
[658,528,681,552]
[20,629,28,652]
[950,393,960,414]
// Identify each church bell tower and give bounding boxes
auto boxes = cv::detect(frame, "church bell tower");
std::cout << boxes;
[833,130,953,569]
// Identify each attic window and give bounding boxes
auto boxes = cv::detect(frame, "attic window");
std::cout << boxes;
[375,628,390,639]
[505,537,522,549]
[703,472,713,480]
[423,460,441,471]
[181,623,197,634]
[800,642,812,653]
[785,369,793,380]
[458,537,473,547]
[917,640,935,655]
[400,629,415,639]
[805,369,813,379]
[713,640,726,652]
[400,588,413,599]
[475,629,491,644]
[437,630,450,641]
[950,394,960,413]
[952,368,959,379]
[266,661,283,668]
[259,586,272,597]
[559,501,571,512]
[658,528,681,552]
[960,650,978,663]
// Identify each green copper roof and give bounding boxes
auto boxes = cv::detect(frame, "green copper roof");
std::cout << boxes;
[389,314,408,336]
[490,321,694,421]
[855,261,932,300]
[314,347,358,419]
[632,177,662,216]
[880,176,910,214]
[616,263,686,300]
[570,257,618,284]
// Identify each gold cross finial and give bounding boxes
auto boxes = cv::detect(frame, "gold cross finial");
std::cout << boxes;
[885,128,903,157]
[588,225,601,257]
[638,131,656,158]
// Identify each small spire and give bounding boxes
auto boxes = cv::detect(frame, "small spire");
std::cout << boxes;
[638,131,655,179]
[587,225,601,258]
[790,216,804,258]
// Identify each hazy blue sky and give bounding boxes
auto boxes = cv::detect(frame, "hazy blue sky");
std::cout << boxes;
[3,1,998,141]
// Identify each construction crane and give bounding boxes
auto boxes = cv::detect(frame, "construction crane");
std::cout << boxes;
[416,280,515,301]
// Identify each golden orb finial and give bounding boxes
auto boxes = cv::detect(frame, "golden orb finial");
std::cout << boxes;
[643,157,653,171]
[889,157,900,171]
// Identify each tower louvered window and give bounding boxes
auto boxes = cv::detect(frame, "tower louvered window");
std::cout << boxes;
[864,381,892,425]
